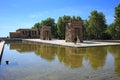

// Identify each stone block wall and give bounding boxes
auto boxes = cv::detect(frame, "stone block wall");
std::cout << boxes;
[40,26,51,40]
[65,20,83,43]
[9,29,40,38]
[10,32,20,38]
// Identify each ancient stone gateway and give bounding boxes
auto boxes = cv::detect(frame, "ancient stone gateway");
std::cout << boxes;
[65,20,83,43]
[40,26,51,40]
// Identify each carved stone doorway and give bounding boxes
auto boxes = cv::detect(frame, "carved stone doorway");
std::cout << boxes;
[40,26,51,40]
[74,28,79,40]
[28,31,31,38]
[65,20,83,43]
[45,31,49,40]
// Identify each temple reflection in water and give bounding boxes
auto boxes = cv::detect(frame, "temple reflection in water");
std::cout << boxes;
[9,42,120,77]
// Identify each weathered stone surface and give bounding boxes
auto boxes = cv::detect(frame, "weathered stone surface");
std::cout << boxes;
[10,29,40,38]
[65,20,83,43]
[40,26,51,40]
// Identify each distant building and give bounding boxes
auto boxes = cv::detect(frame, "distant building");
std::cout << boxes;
[65,20,83,43]
[40,26,51,40]
[10,29,40,38]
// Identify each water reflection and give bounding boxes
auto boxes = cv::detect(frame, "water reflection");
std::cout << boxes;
[64,47,86,68]
[9,42,120,77]
[57,47,86,68]
[10,43,37,53]
[85,47,107,70]
[10,43,57,61]
[108,46,120,77]
[10,43,86,68]
[35,44,56,61]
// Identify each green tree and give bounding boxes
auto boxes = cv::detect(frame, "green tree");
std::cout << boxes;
[88,10,107,39]
[106,23,116,39]
[72,16,76,20]
[41,18,57,38]
[83,20,89,40]
[62,15,71,22]
[71,16,82,20]
[57,17,64,39]
[32,22,42,35]
[57,15,71,39]
[107,4,120,39]
[76,16,82,20]
[114,4,120,39]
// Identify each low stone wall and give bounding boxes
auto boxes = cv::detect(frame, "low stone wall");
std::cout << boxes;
[90,40,120,43]
[0,41,5,63]
[22,39,120,48]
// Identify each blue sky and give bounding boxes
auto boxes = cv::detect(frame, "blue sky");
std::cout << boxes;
[0,0,120,37]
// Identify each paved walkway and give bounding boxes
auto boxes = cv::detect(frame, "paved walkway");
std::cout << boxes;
[23,39,120,48]
[0,41,5,56]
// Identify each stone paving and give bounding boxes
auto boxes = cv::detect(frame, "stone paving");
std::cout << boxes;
[22,39,120,48]
[0,41,5,56]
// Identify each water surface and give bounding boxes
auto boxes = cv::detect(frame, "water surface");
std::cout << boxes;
[0,42,120,80]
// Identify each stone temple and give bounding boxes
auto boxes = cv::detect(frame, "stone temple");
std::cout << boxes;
[65,20,83,43]
[10,29,39,38]
[40,26,51,40]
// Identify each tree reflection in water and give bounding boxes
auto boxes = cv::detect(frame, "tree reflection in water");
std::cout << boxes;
[108,46,120,77]
[9,42,120,77]
[10,42,86,68]
[85,47,107,70]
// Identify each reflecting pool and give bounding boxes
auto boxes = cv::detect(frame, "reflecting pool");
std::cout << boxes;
[0,42,120,80]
